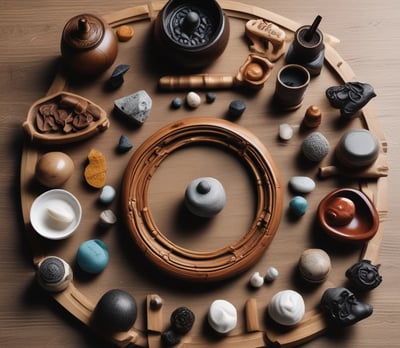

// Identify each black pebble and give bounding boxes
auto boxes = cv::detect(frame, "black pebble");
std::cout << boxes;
[170,97,183,109]
[92,289,137,332]
[161,329,181,346]
[228,100,246,118]
[206,92,217,103]
[117,135,133,153]
[170,306,195,334]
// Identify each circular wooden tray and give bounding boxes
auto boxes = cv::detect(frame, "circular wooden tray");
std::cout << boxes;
[20,1,388,347]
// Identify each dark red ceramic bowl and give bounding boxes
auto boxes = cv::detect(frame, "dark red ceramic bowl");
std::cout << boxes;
[318,188,379,243]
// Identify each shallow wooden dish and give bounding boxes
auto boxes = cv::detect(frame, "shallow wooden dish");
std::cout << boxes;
[19,1,388,347]
[23,91,109,145]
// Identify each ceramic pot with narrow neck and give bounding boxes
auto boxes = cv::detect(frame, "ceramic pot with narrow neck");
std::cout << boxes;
[61,13,118,76]
[153,0,230,70]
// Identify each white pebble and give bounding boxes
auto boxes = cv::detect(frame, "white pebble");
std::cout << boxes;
[46,203,74,229]
[99,185,116,204]
[99,209,117,227]
[289,176,316,193]
[249,272,264,288]
[208,299,237,334]
[186,91,201,108]
[268,290,305,326]
[279,123,293,140]
[265,266,279,282]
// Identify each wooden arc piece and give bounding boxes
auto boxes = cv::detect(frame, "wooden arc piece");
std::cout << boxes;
[19,1,389,347]
[121,117,283,281]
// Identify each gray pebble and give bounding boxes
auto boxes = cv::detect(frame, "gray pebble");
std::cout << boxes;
[301,132,330,162]
[289,176,316,193]
[114,90,152,125]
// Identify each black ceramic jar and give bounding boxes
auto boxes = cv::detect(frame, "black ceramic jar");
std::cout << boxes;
[153,0,230,70]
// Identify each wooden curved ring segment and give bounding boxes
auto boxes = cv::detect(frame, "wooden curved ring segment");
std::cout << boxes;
[121,117,283,282]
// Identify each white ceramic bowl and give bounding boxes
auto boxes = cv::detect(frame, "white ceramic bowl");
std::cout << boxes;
[30,189,82,240]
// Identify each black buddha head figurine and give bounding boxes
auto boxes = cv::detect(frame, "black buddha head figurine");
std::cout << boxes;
[321,287,373,327]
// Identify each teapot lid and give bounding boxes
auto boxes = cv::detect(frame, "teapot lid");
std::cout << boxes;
[62,14,105,50]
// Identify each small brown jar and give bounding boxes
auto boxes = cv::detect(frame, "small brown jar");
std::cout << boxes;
[61,13,118,76]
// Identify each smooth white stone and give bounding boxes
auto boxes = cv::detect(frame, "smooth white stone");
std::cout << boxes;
[46,202,74,229]
[208,299,237,334]
[289,176,316,193]
[279,123,293,140]
[186,91,201,108]
[250,272,264,288]
[99,209,117,227]
[268,290,305,326]
[99,185,116,204]
[265,266,279,282]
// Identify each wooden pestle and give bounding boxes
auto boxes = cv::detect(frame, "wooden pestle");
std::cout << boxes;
[158,54,273,91]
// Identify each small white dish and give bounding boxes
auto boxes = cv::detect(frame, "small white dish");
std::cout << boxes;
[30,189,82,240]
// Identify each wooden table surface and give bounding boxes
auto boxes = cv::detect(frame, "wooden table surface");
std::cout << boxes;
[1,1,399,347]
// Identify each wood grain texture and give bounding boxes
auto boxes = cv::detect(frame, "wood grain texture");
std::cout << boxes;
[1,1,399,348]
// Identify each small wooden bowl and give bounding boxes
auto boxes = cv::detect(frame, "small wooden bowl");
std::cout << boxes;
[23,91,109,145]
[318,188,379,243]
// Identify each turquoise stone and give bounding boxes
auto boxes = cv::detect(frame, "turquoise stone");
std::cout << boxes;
[77,239,109,274]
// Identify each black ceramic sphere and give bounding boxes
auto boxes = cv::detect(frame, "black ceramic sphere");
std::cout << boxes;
[92,289,137,332]
[346,260,382,291]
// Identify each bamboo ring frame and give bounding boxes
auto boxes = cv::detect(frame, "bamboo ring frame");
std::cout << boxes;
[19,1,389,347]
[121,117,283,281]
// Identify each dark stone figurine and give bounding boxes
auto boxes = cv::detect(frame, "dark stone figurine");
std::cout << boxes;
[326,82,376,119]
[321,287,373,327]
[346,260,382,291]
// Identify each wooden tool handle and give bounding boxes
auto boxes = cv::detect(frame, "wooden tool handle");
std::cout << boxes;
[158,74,235,90]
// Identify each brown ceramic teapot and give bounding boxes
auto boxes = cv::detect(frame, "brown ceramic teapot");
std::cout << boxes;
[61,13,118,76]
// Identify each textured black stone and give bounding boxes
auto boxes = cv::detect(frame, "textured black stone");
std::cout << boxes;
[38,257,65,283]
[346,260,382,291]
[170,306,195,334]
[161,329,181,346]
[326,82,376,119]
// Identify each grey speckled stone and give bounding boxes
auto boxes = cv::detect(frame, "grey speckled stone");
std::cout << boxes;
[114,90,152,125]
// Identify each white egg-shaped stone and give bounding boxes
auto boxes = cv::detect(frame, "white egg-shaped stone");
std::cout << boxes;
[268,290,305,326]
[265,266,279,282]
[208,299,237,334]
[289,176,316,193]
[250,272,264,288]
[279,123,293,140]
[186,91,201,108]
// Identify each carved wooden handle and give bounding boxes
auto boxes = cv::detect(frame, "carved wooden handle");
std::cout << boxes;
[158,74,235,90]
